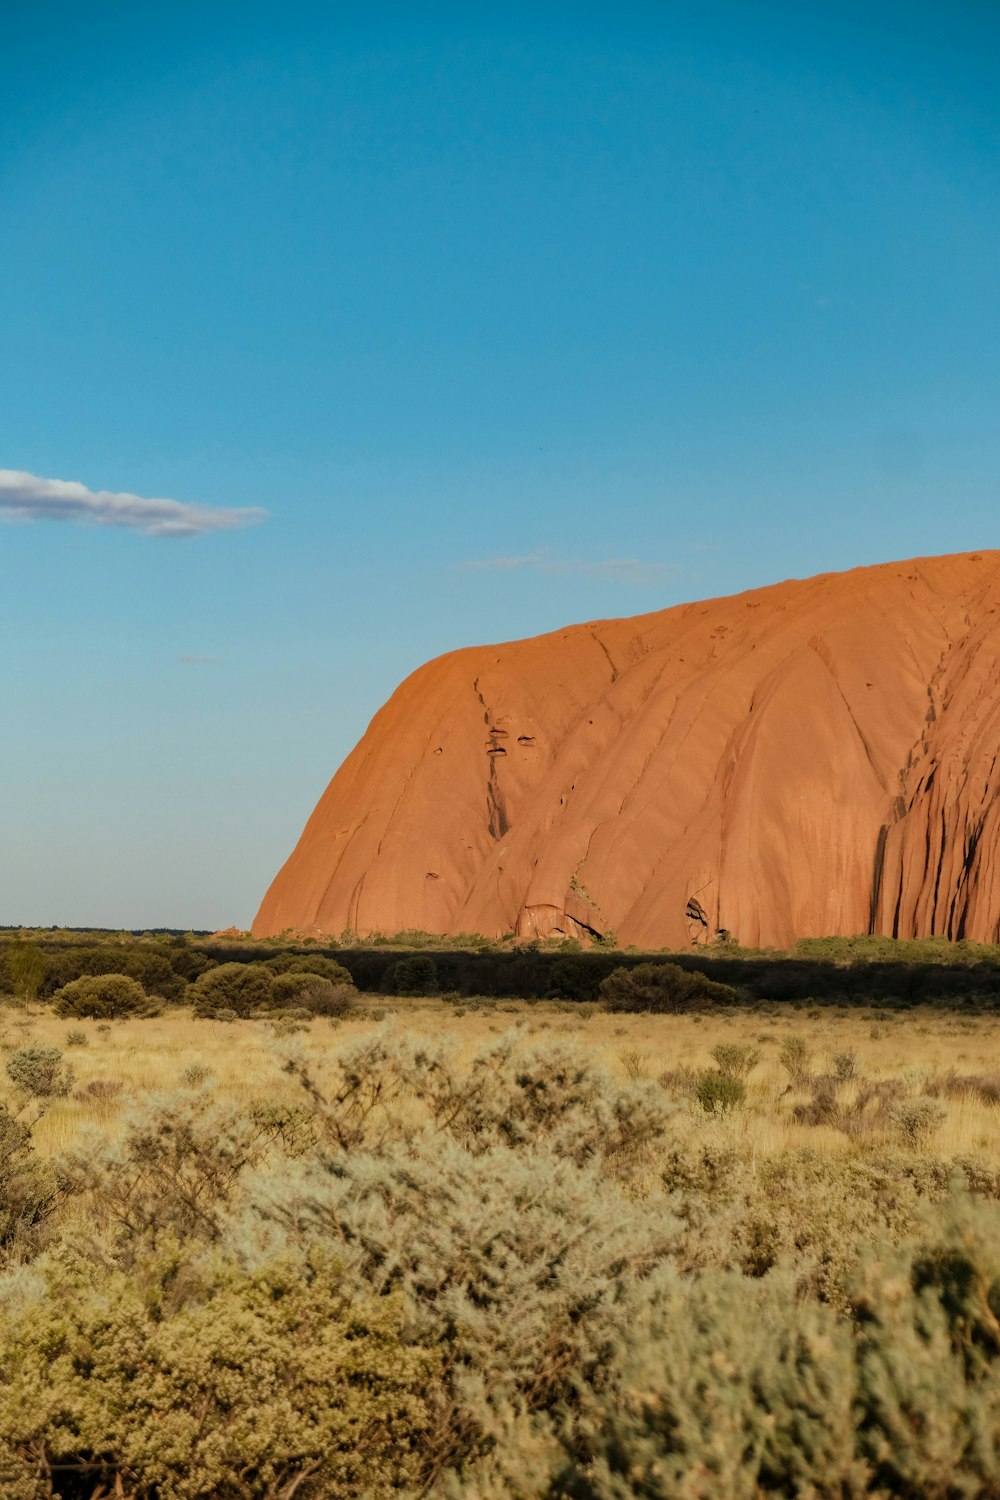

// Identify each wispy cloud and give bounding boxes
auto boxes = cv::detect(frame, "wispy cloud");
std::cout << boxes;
[0,469,267,538]
[458,551,675,587]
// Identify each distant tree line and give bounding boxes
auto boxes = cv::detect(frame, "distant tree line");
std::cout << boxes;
[2,929,1000,1015]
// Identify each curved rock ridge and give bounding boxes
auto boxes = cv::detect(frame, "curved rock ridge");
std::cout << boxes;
[254,550,1000,949]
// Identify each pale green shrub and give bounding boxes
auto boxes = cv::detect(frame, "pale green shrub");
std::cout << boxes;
[61,1088,312,1256]
[891,1097,945,1149]
[555,1198,1000,1498]
[5,1045,73,1099]
[0,1250,439,1500]
[2,1026,1000,1495]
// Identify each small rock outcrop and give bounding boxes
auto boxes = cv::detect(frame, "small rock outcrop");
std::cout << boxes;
[253,551,1000,948]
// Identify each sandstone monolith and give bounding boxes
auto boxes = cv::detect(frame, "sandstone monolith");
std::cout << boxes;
[254,551,1000,948]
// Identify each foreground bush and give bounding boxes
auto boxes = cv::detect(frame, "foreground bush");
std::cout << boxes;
[600,961,738,1013]
[560,1198,1000,1499]
[0,1106,56,1258]
[7,1025,1000,1495]
[0,1253,439,1499]
[52,972,151,1020]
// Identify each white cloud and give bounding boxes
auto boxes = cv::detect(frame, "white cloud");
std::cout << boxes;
[0,469,267,538]
[459,550,675,587]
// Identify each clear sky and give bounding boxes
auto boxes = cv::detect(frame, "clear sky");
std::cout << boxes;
[2,0,998,929]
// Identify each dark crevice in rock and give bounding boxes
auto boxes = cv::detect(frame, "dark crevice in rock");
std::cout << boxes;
[869,823,889,934]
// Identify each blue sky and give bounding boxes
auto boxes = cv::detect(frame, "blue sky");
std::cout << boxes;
[2,0,998,928]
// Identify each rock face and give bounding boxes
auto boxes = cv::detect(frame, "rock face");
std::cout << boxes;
[254,551,1000,948]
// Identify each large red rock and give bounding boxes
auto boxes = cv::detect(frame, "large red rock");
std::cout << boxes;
[254,551,1000,948]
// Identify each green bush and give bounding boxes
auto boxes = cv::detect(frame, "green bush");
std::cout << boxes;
[696,1069,747,1114]
[191,962,275,1018]
[710,1042,761,1080]
[7,1011,1000,1495]
[41,943,186,1001]
[600,962,737,1013]
[266,953,354,985]
[891,1097,946,1149]
[564,1198,1000,1499]
[3,937,46,1007]
[0,1253,440,1499]
[53,972,151,1020]
[390,955,439,995]
[271,971,357,1017]
[5,1045,73,1099]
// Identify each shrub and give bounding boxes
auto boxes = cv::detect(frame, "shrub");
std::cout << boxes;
[0,1103,56,1257]
[65,1029,88,1048]
[600,962,738,1013]
[696,1070,746,1114]
[61,1088,314,1252]
[390,955,439,996]
[41,943,186,1001]
[53,973,150,1020]
[833,1048,858,1080]
[271,972,357,1017]
[190,962,274,1018]
[247,1036,678,1476]
[5,1045,73,1099]
[180,1063,213,1087]
[560,1198,1000,1497]
[0,1252,440,1499]
[891,1098,945,1149]
[4,937,46,1008]
[619,1048,649,1081]
[710,1042,761,1080]
[778,1034,812,1081]
[266,954,354,986]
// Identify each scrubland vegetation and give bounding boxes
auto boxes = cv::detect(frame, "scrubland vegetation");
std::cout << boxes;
[4,930,1000,1495]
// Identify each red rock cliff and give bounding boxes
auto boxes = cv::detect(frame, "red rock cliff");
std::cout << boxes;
[254,551,1000,948]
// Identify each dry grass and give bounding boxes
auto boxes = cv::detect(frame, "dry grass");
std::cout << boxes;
[4,998,1000,1161]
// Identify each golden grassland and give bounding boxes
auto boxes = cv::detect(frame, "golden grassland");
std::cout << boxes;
[6,995,1000,1163]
